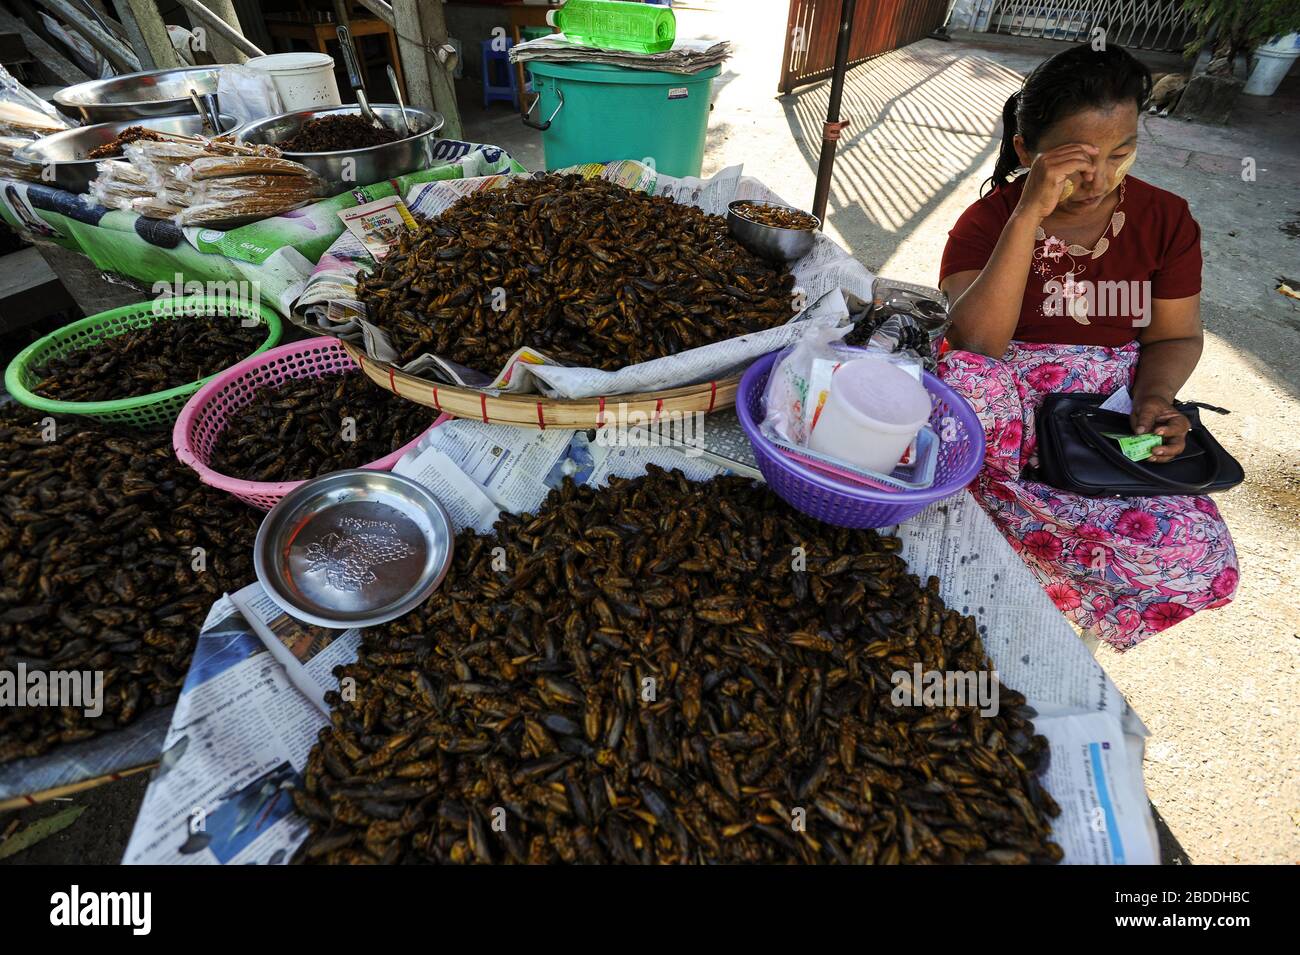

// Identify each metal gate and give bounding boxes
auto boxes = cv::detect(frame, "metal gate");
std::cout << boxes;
[985,0,1196,52]
[779,0,952,94]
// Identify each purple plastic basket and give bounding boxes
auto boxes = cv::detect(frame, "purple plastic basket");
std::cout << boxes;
[736,349,986,528]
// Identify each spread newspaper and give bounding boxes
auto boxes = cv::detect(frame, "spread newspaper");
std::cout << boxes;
[124,420,1158,865]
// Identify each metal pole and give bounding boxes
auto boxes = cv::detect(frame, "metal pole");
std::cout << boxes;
[172,0,263,61]
[354,0,394,28]
[811,0,857,226]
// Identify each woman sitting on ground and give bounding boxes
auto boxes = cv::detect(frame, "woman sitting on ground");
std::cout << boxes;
[938,43,1238,651]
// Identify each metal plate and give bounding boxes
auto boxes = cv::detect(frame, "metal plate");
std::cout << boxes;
[254,470,454,629]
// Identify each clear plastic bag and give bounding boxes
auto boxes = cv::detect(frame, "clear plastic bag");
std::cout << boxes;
[216,64,284,127]
[762,327,922,445]
[760,327,932,491]
[0,64,71,181]
[0,64,71,139]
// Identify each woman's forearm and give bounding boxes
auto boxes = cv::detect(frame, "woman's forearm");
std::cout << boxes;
[1132,336,1203,405]
[946,212,1040,357]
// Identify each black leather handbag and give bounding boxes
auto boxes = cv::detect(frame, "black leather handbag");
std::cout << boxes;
[1035,394,1244,497]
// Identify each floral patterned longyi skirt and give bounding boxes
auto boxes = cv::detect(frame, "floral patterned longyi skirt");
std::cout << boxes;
[939,341,1239,651]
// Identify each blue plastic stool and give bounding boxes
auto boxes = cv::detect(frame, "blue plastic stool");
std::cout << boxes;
[480,39,517,109]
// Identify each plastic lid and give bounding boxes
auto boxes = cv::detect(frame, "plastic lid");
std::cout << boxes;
[545,9,557,27]
[244,52,336,74]
[832,357,931,431]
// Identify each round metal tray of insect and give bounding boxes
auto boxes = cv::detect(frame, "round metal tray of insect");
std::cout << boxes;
[726,199,820,263]
[253,469,454,629]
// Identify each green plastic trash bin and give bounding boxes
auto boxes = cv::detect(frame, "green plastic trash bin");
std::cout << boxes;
[523,61,719,178]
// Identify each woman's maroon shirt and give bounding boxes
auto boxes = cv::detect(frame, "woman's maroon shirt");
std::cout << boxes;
[939,175,1202,347]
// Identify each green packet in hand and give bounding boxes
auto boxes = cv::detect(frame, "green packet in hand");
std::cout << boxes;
[1100,431,1163,461]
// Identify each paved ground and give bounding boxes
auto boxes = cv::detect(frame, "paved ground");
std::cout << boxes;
[3,2,1295,865]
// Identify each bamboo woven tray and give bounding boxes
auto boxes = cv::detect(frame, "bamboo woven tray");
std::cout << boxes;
[343,342,739,430]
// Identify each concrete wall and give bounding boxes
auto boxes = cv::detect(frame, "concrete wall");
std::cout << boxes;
[445,2,516,84]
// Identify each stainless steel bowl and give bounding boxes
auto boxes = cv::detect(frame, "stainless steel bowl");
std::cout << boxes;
[13,114,238,194]
[253,469,454,629]
[233,104,444,195]
[727,199,820,263]
[53,66,222,123]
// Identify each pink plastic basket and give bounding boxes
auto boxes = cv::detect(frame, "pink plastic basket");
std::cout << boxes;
[173,337,439,510]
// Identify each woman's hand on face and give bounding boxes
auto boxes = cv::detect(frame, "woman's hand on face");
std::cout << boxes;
[1014,144,1100,222]
[1131,396,1191,463]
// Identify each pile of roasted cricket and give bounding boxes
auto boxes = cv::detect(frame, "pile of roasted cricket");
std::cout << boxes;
[0,406,260,763]
[30,313,265,402]
[207,373,436,484]
[356,175,798,372]
[293,466,1059,864]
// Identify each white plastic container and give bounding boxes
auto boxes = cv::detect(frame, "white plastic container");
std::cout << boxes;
[808,355,932,475]
[1244,33,1300,96]
[244,52,341,110]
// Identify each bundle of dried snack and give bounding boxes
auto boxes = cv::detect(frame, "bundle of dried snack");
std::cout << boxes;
[0,65,70,180]
[88,159,153,208]
[0,65,68,139]
[184,154,320,180]
[0,135,41,182]
[88,131,321,224]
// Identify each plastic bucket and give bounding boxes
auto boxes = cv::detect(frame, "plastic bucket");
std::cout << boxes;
[1244,33,1300,96]
[245,52,342,110]
[807,356,932,474]
[524,61,718,178]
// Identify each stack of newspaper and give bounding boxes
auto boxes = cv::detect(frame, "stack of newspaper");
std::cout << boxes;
[508,34,730,74]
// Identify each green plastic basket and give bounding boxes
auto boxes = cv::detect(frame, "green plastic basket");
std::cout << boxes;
[4,296,283,430]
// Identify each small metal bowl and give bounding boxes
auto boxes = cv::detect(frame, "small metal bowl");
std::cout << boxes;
[233,104,444,195]
[53,66,222,123]
[727,199,820,263]
[14,113,238,194]
[254,470,454,630]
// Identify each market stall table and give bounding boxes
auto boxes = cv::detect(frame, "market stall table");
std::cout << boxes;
[117,417,1158,864]
[0,151,1157,864]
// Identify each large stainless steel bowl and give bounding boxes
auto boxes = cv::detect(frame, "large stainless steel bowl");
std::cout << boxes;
[14,113,238,194]
[53,66,222,123]
[233,104,443,195]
